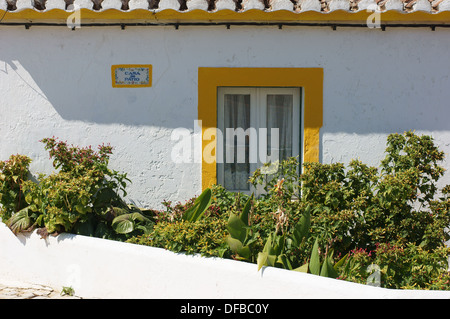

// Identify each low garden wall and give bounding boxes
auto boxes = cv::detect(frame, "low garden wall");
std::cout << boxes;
[1,223,449,299]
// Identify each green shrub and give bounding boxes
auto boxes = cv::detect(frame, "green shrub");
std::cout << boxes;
[337,243,450,290]
[0,154,32,221]
[128,217,230,258]
[127,186,232,257]
[1,138,154,240]
[228,131,450,289]
[2,131,449,290]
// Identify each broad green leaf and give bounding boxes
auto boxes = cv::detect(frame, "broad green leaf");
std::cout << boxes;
[240,193,253,226]
[277,254,292,270]
[227,213,247,243]
[226,236,251,259]
[262,233,273,254]
[320,264,328,277]
[272,234,285,256]
[292,206,311,247]
[110,206,128,216]
[309,238,321,276]
[320,255,339,279]
[111,214,134,234]
[257,234,275,270]
[266,255,277,267]
[293,263,309,273]
[334,253,349,271]
[7,207,31,234]
[237,246,251,260]
[226,236,244,254]
[135,224,153,235]
[129,212,151,223]
[182,188,212,222]
[257,252,268,271]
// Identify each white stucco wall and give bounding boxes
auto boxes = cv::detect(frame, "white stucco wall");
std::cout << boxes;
[1,25,450,208]
[1,223,449,299]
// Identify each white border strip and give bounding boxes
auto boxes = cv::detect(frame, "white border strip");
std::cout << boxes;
[1,222,449,299]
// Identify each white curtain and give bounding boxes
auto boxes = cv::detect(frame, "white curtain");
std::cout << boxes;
[223,94,251,191]
[266,94,293,162]
[222,93,293,191]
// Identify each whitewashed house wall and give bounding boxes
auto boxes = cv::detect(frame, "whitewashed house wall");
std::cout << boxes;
[1,6,450,208]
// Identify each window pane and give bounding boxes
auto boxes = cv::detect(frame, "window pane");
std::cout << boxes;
[266,94,293,162]
[223,94,251,191]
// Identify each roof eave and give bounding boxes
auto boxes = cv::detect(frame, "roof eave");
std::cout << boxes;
[1,8,450,25]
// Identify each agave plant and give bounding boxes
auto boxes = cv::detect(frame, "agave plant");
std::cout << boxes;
[257,205,311,271]
[226,194,259,261]
[181,188,212,222]
[294,237,348,279]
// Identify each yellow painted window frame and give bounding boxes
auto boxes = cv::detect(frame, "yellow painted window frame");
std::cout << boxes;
[198,67,323,190]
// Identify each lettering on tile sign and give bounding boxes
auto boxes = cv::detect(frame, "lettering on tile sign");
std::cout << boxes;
[111,65,152,87]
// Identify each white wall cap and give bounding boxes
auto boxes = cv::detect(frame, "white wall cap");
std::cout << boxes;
[186,0,208,10]
[157,0,179,10]
[73,0,94,9]
[271,0,294,11]
[299,0,321,11]
[356,0,378,11]
[128,0,148,9]
[44,0,66,9]
[241,0,265,10]
[329,0,349,10]
[101,0,123,9]
[215,0,235,10]
[15,0,34,10]
[434,0,450,10]
[412,0,431,11]
[383,0,403,10]
[0,0,8,10]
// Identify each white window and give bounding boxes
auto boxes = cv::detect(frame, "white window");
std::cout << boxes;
[217,87,301,193]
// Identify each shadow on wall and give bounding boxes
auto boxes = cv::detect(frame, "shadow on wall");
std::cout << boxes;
[0,28,197,129]
[1,27,450,134]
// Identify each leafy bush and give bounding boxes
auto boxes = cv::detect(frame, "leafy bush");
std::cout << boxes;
[1,131,449,290]
[337,243,450,290]
[1,138,154,240]
[0,154,32,221]
[128,218,229,258]
[128,188,230,257]
[214,131,450,289]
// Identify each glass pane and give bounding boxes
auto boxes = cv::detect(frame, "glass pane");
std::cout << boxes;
[266,94,293,162]
[223,94,251,191]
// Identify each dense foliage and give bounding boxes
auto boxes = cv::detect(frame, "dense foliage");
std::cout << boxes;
[0,154,32,222]
[130,131,450,290]
[0,137,155,240]
[1,131,449,290]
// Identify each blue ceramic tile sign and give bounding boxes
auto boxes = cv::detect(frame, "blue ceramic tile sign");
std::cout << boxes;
[111,64,152,88]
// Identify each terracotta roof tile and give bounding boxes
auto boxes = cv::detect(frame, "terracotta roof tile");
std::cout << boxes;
[2,0,450,22]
